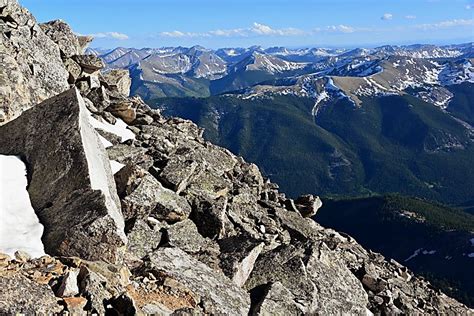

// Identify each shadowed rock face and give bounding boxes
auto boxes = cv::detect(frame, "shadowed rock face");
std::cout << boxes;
[0,88,126,262]
[0,0,69,124]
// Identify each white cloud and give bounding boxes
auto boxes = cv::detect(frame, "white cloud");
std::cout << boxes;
[325,25,355,33]
[162,22,371,39]
[89,32,129,40]
[160,31,199,37]
[405,15,417,20]
[250,22,305,36]
[415,18,474,30]
[466,4,474,9]
[381,13,393,20]
[209,28,247,37]
[159,23,306,38]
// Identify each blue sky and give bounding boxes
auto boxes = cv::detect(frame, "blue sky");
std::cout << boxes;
[20,0,474,49]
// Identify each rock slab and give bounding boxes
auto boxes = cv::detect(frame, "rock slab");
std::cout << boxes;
[0,88,126,262]
[149,247,251,315]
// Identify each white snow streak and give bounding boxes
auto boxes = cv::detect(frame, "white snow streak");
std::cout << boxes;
[88,112,135,143]
[110,160,125,174]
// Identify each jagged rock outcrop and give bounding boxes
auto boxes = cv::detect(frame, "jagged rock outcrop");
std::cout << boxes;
[0,88,126,262]
[0,0,69,124]
[0,1,473,315]
[40,20,83,58]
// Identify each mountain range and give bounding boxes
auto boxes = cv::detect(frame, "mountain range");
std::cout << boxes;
[89,43,473,100]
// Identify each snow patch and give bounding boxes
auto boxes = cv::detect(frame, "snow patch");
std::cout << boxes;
[405,248,436,262]
[405,248,422,262]
[312,90,329,116]
[99,136,113,148]
[0,155,45,258]
[110,160,125,174]
[88,111,135,143]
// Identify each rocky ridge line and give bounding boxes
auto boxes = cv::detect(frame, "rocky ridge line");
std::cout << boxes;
[0,1,473,314]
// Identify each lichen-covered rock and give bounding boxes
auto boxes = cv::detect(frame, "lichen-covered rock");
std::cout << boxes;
[0,274,62,314]
[103,69,132,96]
[165,219,218,256]
[72,54,105,72]
[0,0,69,124]
[151,183,192,223]
[119,168,191,225]
[218,235,264,287]
[121,173,163,221]
[126,219,163,259]
[245,242,369,315]
[149,247,251,315]
[159,157,199,194]
[0,88,126,262]
[78,265,113,315]
[251,282,303,315]
[40,19,82,58]
[107,144,151,169]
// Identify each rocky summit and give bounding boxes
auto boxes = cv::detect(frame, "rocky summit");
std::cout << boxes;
[0,1,473,315]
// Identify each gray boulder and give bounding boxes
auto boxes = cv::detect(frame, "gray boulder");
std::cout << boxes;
[165,219,218,256]
[149,247,251,315]
[151,184,192,223]
[159,157,199,194]
[218,236,264,287]
[107,144,151,168]
[40,19,82,58]
[0,0,69,124]
[121,173,163,221]
[126,219,163,259]
[245,242,369,315]
[251,282,303,316]
[0,274,62,314]
[0,88,126,262]
[72,54,105,72]
[103,69,132,96]
[294,194,323,218]
[63,57,83,83]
